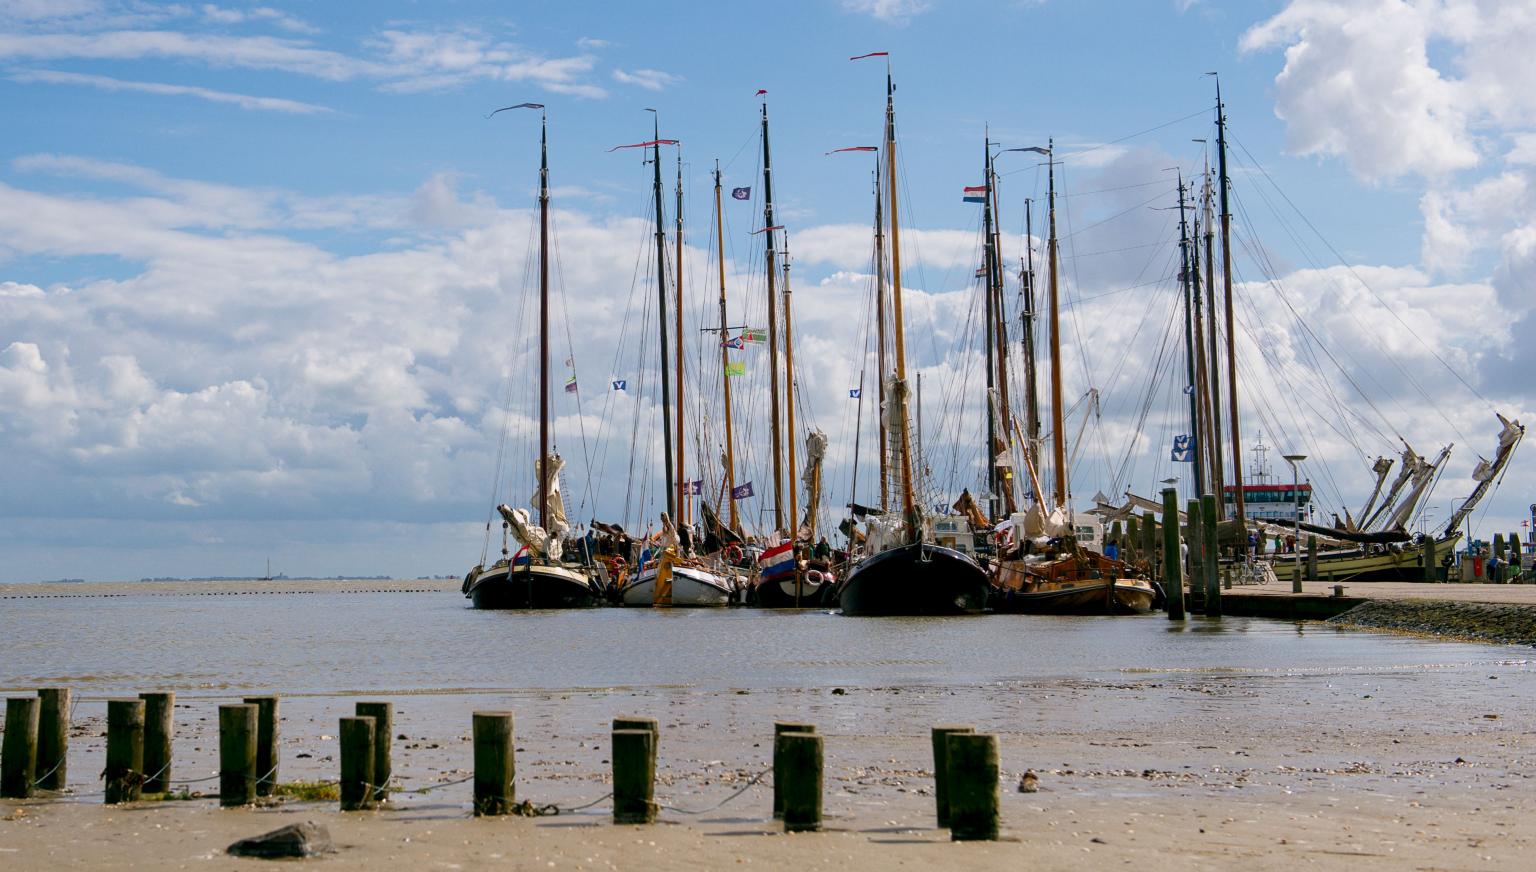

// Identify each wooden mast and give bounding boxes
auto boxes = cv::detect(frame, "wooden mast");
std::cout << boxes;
[981,136,999,521]
[1177,175,1205,497]
[1190,207,1215,495]
[537,108,551,531]
[1216,80,1245,523]
[1021,199,1041,495]
[760,103,786,534]
[713,163,740,533]
[873,164,890,512]
[986,142,1015,517]
[674,149,687,524]
[1202,166,1225,503]
[884,62,919,538]
[650,114,676,522]
[782,248,802,603]
[1046,140,1066,508]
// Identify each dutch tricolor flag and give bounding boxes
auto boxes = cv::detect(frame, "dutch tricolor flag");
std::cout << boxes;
[963,185,987,204]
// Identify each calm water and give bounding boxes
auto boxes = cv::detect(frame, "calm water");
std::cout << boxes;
[1,585,1528,698]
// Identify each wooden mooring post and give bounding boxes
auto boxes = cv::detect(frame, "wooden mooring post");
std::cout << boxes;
[356,701,393,802]
[140,692,173,793]
[1202,493,1221,617]
[104,698,145,804]
[36,688,69,791]
[1161,488,1185,620]
[338,715,377,811]
[218,703,257,807]
[1,697,39,799]
[472,711,515,816]
[945,732,1000,841]
[776,731,822,833]
[612,728,657,824]
[930,724,974,827]
[243,696,279,797]
[1186,498,1204,610]
[773,720,816,818]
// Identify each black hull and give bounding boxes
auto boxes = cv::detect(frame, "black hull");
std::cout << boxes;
[991,580,1157,615]
[467,565,599,610]
[838,543,992,616]
[750,575,831,608]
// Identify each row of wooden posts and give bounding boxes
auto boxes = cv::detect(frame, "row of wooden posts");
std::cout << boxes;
[2,691,1006,840]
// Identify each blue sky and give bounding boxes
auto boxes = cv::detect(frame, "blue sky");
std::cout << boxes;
[1,0,1532,581]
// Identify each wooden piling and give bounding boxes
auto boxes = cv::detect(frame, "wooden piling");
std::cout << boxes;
[355,701,392,802]
[338,715,376,811]
[1144,514,1160,578]
[1186,498,1203,610]
[1422,535,1437,583]
[218,703,257,807]
[776,731,822,833]
[1307,535,1318,580]
[242,696,279,797]
[1,697,39,799]
[140,692,173,793]
[36,687,68,791]
[773,721,817,818]
[472,711,515,816]
[930,724,974,827]
[945,732,1000,841]
[1202,494,1221,617]
[613,716,659,737]
[1161,488,1185,619]
[104,698,145,804]
[612,728,657,824]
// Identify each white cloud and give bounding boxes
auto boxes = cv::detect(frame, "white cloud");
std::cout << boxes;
[842,0,931,24]
[199,4,317,35]
[611,68,681,91]
[10,68,331,113]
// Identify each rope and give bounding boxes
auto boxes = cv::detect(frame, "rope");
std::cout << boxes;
[657,765,772,815]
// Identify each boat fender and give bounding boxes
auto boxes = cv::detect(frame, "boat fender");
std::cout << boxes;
[805,569,824,585]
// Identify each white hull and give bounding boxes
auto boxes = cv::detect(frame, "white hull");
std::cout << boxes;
[621,561,733,607]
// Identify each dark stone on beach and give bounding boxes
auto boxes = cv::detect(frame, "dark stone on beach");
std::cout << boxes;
[226,822,336,859]
[831,688,846,696]
[1328,600,1536,646]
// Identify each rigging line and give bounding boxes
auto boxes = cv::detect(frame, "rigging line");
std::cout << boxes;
[548,210,598,519]
[1057,187,1175,242]
[1065,239,1172,259]
[1230,132,1496,413]
[998,106,1210,177]
[1055,161,1106,489]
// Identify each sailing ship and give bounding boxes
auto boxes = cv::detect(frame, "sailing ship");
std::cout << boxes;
[608,118,735,608]
[982,135,1155,615]
[463,103,600,610]
[836,55,993,617]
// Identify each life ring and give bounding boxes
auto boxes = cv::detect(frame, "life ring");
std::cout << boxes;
[805,569,824,585]
[612,556,626,568]
[724,544,744,564]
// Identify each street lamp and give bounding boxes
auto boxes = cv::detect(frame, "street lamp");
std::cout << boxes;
[1282,454,1306,592]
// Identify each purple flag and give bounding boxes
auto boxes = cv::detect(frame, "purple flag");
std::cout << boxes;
[731,481,754,500]
[731,187,751,200]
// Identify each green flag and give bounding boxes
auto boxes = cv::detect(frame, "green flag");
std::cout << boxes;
[725,361,746,377]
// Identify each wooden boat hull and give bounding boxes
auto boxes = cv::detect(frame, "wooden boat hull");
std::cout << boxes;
[620,561,733,607]
[465,562,599,609]
[992,576,1156,615]
[1268,531,1461,583]
[837,543,992,617]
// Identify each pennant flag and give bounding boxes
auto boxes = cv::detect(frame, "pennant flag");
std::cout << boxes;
[849,51,890,60]
[1005,146,1052,155]
[755,89,768,96]
[486,102,544,118]
[725,361,746,377]
[849,388,861,398]
[564,375,578,394]
[743,328,768,344]
[963,185,987,204]
[731,480,755,499]
[1171,434,1194,462]
[612,379,627,391]
[721,335,745,349]
[751,225,784,235]
[607,139,680,152]
[731,186,751,200]
[758,541,795,580]
[825,146,878,155]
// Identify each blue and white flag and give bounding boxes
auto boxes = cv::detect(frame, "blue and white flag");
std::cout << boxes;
[1171,434,1195,462]
[849,388,861,398]
[612,379,627,391]
[687,479,702,495]
[1183,384,1195,395]
[731,186,751,200]
[721,335,745,349]
[731,481,754,499]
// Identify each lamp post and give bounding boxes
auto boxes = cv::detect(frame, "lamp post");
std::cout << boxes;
[1282,454,1306,592]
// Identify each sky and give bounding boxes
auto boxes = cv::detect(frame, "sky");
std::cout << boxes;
[1,0,1533,582]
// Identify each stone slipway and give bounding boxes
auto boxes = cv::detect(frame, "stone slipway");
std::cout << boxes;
[1224,580,1536,646]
